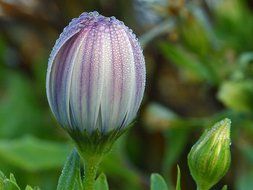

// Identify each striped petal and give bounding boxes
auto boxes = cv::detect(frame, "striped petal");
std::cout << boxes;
[100,22,136,132]
[46,12,146,134]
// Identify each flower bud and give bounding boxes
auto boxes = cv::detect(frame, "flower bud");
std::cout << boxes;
[188,118,231,190]
[46,12,145,153]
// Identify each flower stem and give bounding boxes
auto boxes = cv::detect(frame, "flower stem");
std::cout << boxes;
[83,155,102,190]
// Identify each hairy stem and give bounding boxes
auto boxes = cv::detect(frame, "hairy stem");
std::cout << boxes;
[83,155,102,190]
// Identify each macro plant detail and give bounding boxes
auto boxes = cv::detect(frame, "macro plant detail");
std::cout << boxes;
[45,11,232,190]
[2,0,253,190]
[46,11,146,190]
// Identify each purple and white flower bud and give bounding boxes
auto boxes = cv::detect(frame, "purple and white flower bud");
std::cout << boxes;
[46,12,146,136]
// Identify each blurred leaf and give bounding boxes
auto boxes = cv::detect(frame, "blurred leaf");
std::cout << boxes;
[218,80,253,112]
[238,52,253,68]
[233,52,253,80]
[239,143,253,163]
[236,170,253,190]
[0,71,54,138]
[151,174,168,190]
[180,7,214,56]
[95,173,109,190]
[101,138,142,190]
[143,102,178,130]
[159,42,217,84]
[162,128,188,187]
[215,0,253,51]
[221,185,228,190]
[0,136,71,171]
[57,149,80,190]
[176,165,181,190]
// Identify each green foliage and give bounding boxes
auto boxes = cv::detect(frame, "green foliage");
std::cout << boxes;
[162,129,188,188]
[0,71,54,138]
[101,141,142,190]
[150,174,168,190]
[159,42,216,83]
[0,171,39,190]
[236,170,253,190]
[218,80,253,112]
[57,149,81,190]
[0,136,70,171]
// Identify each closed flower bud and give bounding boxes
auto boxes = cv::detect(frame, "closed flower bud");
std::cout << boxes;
[188,118,231,190]
[46,12,146,154]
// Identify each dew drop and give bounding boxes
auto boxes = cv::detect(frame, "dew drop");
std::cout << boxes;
[92,11,99,17]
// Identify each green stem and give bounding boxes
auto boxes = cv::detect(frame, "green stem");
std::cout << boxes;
[83,155,102,190]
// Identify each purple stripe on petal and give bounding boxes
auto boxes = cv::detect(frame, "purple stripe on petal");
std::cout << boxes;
[69,28,94,131]
[49,34,79,127]
[46,12,146,134]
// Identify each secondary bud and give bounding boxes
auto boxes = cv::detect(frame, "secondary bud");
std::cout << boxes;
[188,118,231,190]
[46,12,146,154]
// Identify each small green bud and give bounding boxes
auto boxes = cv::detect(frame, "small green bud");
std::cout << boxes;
[188,118,231,190]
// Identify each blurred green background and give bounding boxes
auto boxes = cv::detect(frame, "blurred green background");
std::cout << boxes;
[0,0,253,189]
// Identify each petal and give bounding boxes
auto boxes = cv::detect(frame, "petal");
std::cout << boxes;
[124,29,146,126]
[47,34,80,127]
[100,23,136,132]
[69,26,105,132]
[46,14,90,108]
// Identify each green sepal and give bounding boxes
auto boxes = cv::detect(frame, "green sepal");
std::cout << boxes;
[67,124,132,159]
[57,148,81,190]
[95,173,109,190]
[150,174,168,190]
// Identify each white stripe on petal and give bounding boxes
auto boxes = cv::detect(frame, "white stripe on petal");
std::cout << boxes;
[69,29,93,131]
[100,26,114,132]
